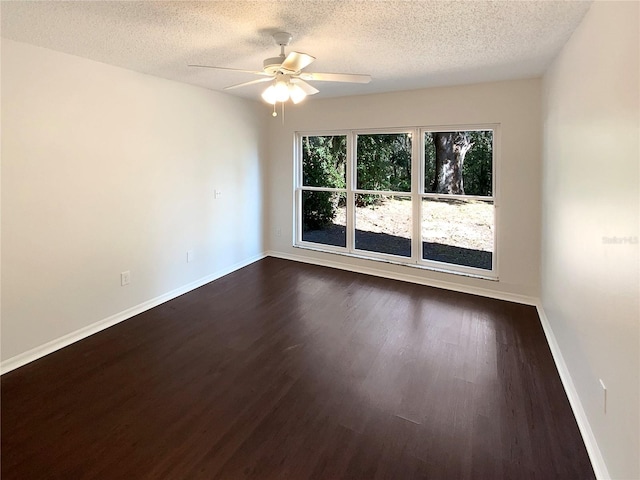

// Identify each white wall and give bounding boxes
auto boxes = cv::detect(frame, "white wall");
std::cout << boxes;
[1,39,267,362]
[267,79,542,299]
[541,2,639,479]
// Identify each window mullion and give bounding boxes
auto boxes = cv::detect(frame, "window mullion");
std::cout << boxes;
[294,134,301,245]
[411,128,422,263]
[346,132,356,253]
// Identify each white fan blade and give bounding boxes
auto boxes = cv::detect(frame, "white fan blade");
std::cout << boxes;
[188,65,271,76]
[224,77,274,91]
[281,52,315,73]
[291,78,319,95]
[299,72,371,84]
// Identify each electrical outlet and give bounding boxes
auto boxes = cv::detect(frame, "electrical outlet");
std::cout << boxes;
[599,379,607,413]
[187,249,194,263]
[121,271,131,286]
[276,227,282,237]
[214,189,222,199]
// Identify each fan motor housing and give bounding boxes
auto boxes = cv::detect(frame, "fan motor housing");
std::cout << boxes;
[263,56,284,75]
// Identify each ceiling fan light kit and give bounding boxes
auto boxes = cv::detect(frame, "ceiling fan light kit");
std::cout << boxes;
[189,32,371,115]
[261,74,308,105]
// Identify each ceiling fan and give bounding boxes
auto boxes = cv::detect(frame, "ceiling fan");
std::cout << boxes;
[189,32,371,105]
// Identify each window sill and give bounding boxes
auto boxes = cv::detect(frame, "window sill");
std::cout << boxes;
[293,243,499,282]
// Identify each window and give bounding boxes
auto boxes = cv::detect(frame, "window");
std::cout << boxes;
[300,134,347,247]
[422,130,495,272]
[295,126,497,278]
[355,133,412,257]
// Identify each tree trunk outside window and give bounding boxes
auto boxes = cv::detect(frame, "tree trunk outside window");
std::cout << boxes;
[432,132,473,194]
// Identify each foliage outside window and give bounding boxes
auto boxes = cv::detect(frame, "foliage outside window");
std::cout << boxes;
[296,127,497,278]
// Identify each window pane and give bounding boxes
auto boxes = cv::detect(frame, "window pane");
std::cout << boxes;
[356,133,411,192]
[424,130,493,196]
[355,194,411,257]
[301,191,346,247]
[302,135,347,188]
[422,198,493,270]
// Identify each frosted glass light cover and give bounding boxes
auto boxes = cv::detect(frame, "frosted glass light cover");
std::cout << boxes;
[261,85,277,104]
[274,81,290,102]
[289,84,307,104]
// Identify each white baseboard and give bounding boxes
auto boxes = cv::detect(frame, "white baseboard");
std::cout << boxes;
[267,250,538,306]
[536,303,609,480]
[0,253,266,375]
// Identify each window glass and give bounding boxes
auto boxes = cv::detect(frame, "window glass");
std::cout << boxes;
[424,130,493,196]
[356,133,411,192]
[421,198,494,270]
[355,194,412,257]
[302,135,347,188]
[301,191,346,247]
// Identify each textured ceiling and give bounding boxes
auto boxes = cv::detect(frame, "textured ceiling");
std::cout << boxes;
[1,1,591,100]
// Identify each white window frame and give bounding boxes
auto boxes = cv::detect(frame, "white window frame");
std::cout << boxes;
[294,124,499,280]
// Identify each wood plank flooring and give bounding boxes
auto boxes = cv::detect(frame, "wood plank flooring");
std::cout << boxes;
[1,257,595,479]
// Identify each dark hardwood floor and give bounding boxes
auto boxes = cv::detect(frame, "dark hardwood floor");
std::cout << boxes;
[1,257,595,479]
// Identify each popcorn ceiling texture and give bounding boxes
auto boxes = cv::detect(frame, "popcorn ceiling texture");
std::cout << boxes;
[1,1,591,99]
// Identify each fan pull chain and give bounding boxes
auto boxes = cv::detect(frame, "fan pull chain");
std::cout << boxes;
[269,101,286,125]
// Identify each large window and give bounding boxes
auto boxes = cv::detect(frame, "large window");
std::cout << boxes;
[295,126,497,278]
